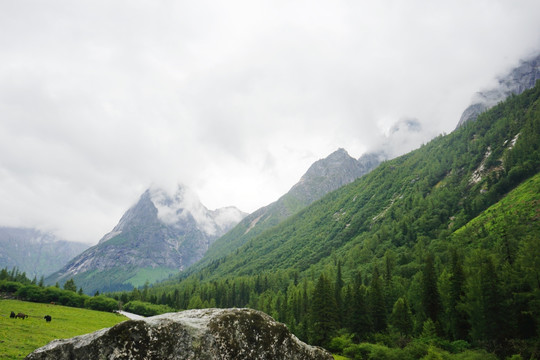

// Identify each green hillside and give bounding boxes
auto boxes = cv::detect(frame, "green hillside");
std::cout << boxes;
[0,299,127,359]
[110,82,540,358]
[179,81,540,281]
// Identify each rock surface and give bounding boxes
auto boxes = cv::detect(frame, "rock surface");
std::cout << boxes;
[457,53,540,127]
[25,308,332,360]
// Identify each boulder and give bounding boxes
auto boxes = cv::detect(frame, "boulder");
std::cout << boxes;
[25,308,332,359]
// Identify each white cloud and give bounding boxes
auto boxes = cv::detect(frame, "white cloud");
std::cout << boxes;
[0,0,539,243]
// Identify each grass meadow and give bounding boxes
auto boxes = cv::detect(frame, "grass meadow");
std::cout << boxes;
[0,299,127,359]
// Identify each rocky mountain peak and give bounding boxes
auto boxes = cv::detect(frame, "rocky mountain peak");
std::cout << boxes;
[99,185,246,244]
[291,148,379,204]
[457,53,540,127]
[300,148,358,180]
[48,185,246,294]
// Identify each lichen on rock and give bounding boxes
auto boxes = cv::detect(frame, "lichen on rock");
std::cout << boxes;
[25,308,332,360]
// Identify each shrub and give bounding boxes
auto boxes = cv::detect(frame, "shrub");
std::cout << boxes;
[344,342,406,360]
[328,332,354,353]
[84,296,118,312]
[0,280,22,293]
[123,300,173,316]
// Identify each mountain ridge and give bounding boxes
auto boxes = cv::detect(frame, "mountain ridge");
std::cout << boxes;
[0,227,89,279]
[457,52,540,127]
[185,148,382,275]
[160,81,540,283]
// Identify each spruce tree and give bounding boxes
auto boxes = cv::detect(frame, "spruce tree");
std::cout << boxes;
[368,266,387,333]
[64,278,77,292]
[350,273,372,340]
[311,273,338,346]
[465,252,505,347]
[448,249,469,340]
[421,253,442,326]
[390,297,413,336]
[335,261,344,328]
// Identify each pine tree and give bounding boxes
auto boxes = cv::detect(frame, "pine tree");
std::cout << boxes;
[141,281,149,302]
[64,278,77,292]
[448,249,469,340]
[311,273,338,346]
[421,253,442,326]
[465,251,506,347]
[335,261,344,328]
[368,266,387,333]
[349,271,372,340]
[390,297,413,336]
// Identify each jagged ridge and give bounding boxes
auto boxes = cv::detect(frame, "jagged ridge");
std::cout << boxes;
[46,186,246,294]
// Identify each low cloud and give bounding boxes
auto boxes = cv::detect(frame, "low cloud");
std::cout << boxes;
[0,1,539,243]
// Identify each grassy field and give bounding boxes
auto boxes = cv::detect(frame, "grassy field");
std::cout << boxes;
[0,299,127,359]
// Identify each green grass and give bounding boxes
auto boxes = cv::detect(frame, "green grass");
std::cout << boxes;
[0,299,127,359]
[332,355,349,360]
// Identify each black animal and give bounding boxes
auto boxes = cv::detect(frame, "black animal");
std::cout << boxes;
[10,311,15,318]
[44,315,52,322]
[15,312,28,319]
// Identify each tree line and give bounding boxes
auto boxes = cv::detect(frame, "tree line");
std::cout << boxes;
[108,237,538,358]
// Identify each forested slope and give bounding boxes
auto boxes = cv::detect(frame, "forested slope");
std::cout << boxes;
[111,82,540,358]
[185,81,540,281]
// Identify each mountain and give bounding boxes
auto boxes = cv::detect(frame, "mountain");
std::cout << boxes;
[46,185,246,294]
[186,148,382,274]
[192,84,539,279]
[139,82,540,355]
[0,227,89,279]
[457,52,540,127]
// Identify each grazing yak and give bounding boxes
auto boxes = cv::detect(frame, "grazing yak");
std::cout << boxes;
[44,315,52,322]
[10,311,15,318]
[15,312,28,319]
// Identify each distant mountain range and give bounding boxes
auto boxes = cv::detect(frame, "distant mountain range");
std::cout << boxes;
[46,186,246,294]
[0,227,89,279]
[457,52,540,127]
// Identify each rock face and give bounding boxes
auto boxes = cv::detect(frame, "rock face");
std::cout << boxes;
[25,308,332,360]
[288,148,381,207]
[0,227,89,278]
[457,53,540,127]
[46,186,246,294]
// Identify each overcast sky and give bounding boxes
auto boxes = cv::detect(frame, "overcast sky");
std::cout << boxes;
[1,1,539,244]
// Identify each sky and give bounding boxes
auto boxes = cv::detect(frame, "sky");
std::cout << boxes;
[0,1,539,244]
